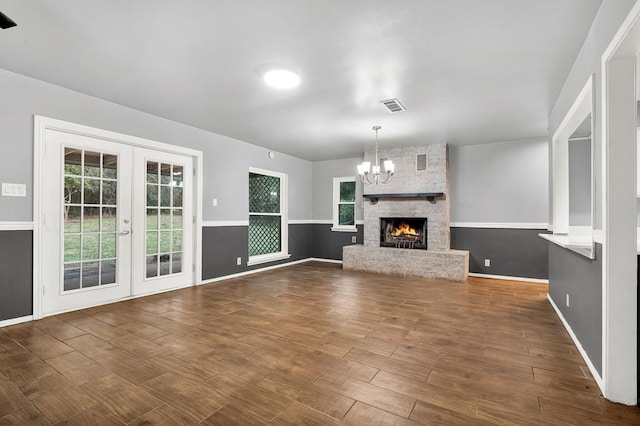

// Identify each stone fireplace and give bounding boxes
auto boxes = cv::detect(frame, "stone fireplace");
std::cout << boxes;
[343,144,469,281]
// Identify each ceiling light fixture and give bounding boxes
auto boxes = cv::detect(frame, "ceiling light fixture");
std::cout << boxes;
[263,68,300,89]
[357,126,394,185]
[0,11,17,29]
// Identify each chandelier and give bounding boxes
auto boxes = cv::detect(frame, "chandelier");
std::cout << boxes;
[357,126,394,184]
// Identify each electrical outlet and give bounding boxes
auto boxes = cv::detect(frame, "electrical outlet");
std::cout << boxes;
[484,259,490,267]
[566,294,570,307]
[236,257,241,266]
[351,236,357,243]
[212,198,218,207]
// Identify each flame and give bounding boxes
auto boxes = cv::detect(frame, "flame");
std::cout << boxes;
[392,223,418,236]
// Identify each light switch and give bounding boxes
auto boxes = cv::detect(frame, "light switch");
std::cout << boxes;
[1,183,26,197]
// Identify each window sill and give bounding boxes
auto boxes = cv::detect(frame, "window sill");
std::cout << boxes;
[331,226,357,233]
[539,232,595,259]
[247,252,292,266]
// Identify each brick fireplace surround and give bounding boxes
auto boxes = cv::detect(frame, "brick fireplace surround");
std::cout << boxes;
[343,144,469,281]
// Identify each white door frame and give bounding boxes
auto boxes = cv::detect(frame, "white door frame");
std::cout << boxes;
[33,116,203,319]
[600,2,640,405]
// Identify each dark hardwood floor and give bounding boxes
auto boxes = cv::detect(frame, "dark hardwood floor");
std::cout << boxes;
[1,261,639,424]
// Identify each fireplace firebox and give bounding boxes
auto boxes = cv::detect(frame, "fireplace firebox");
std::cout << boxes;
[380,217,428,250]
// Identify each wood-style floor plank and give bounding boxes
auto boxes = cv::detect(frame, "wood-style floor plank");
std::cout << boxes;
[257,371,356,420]
[79,373,163,423]
[314,369,417,418]
[343,401,421,425]
[0,261,638,424]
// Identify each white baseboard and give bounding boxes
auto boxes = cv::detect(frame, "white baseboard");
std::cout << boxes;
[469,272,548,284]
[307,258,343,264]
[201,220,249,227]
[0,315,33,328]
[198,257,342,285]
[547,294,605,394]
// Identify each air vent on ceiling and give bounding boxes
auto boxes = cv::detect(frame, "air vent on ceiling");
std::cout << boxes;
[380,98,406,113]
[416,154,428,172]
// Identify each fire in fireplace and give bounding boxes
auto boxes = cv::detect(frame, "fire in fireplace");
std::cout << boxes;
[380,217,428,250]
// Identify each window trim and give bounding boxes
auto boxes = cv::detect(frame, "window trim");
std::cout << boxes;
[247,167,290,266]
[331,176,357,233]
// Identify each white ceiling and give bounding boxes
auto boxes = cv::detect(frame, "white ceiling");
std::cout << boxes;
[0,1,602,161]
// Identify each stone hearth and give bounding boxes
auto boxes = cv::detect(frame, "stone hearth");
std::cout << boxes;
[343,245,468,281]
[343,144,469,282]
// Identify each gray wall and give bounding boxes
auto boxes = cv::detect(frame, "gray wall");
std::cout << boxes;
[448,139,549,280]
[0,68,313,222]
[451,228,549,279]
[312,224,363,260]
[548,242,603,375]
[569,138,592,226]
[0,231,32,321]
[307,158,365,264]
[202,224,314,280]
[449,139,548,224]
[312,157,363,221]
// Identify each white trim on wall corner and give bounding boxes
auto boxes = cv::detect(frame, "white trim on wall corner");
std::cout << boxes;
[0,315,33,328]
[0,221,34,231]
[593,229,604,244]
[451,222,549,230]
[202,220,365,226]
[290,219,364,225]
[547,294,605,394]
[289,219,324,224]
[469,273,548,284]
[202,220,249,227]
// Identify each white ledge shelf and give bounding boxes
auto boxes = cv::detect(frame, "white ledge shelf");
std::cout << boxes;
[539,233,595,259]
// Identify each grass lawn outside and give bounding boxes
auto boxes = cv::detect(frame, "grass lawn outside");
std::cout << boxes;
[64,213,183,262]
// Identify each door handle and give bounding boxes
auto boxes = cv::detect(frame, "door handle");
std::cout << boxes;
[119,229,131,236]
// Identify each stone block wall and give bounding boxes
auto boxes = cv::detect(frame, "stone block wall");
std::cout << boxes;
[363,144,450,251]
[363,144,448,195]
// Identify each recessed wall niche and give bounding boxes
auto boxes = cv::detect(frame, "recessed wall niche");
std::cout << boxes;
[568,114,592,227]
[546,75,595,258]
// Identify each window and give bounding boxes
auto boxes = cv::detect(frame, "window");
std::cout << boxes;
[248,168,289,265]
[332,176,357,232]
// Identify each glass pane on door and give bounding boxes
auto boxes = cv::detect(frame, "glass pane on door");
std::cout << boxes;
[145,161,184,279]
[63,148,118,291]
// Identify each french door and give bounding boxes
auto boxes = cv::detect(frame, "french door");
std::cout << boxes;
[41,129,193,315]
[132,148,193,296]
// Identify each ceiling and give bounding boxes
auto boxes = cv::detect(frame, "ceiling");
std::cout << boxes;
[0,1,602,161]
